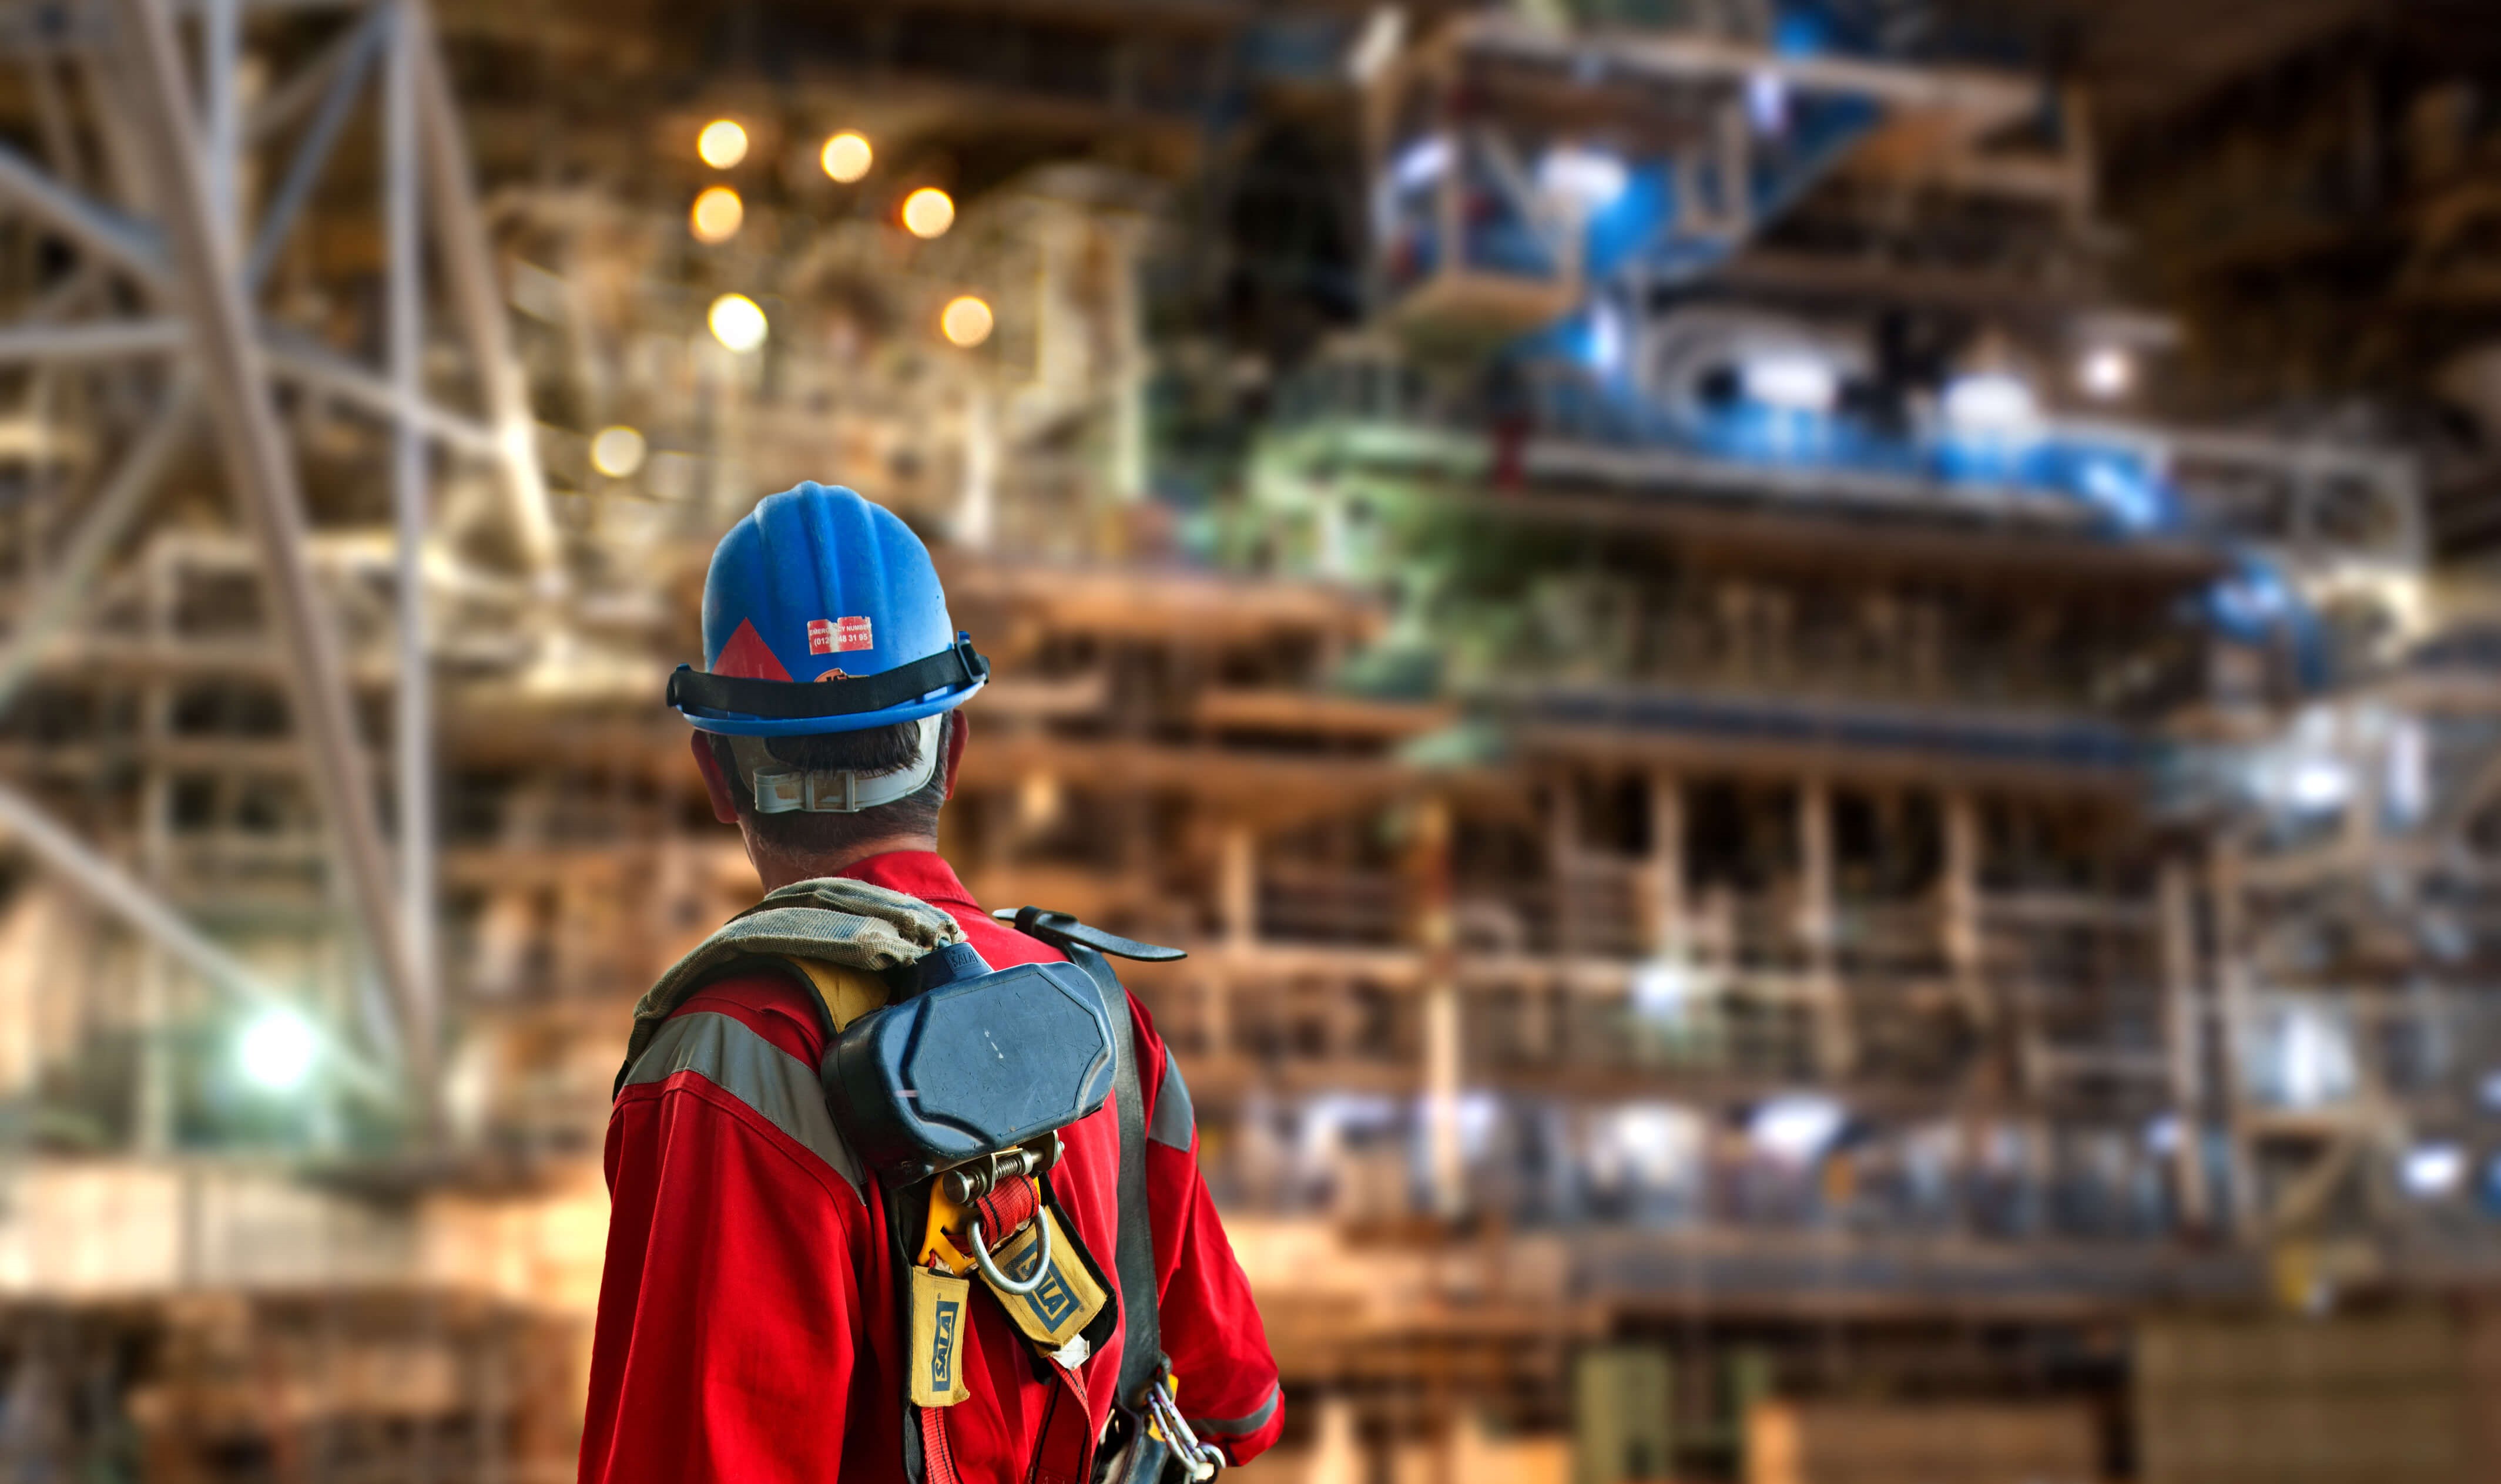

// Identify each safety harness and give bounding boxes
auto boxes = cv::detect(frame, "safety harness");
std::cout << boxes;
[616,878,1221,1484]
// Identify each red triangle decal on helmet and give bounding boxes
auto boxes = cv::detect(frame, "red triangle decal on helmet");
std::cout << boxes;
[710,619,793,681]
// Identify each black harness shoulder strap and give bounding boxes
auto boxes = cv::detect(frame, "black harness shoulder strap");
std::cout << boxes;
[1005,907,1177,1408]
[1087,940,1164,1406]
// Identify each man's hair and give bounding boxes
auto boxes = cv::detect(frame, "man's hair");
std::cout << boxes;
[708,711,951,855]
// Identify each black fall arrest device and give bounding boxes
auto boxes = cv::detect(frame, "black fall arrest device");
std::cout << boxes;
[823,940,1118,1184]
[824,909,1223,1482]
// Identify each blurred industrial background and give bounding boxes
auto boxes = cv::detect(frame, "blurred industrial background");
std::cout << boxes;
[0,0,2495,1479]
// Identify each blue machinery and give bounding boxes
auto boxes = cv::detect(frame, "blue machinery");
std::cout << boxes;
[1356,6,2395,684]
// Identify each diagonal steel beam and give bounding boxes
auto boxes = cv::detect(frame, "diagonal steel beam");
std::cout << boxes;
[0,781,394,1106]
[28,55,88,182]
[0,140,169,290]
[245,2,388,291]
[0,380,195,709]
[107,0,432,1129]
[261,331,501,456]
[0,315,507,461]
[203,0,240,240]
[411,1,561,590]
[247,2,376,141]
[384,0,438,1083]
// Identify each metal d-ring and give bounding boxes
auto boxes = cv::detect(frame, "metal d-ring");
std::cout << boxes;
[967,1213,1052,1296]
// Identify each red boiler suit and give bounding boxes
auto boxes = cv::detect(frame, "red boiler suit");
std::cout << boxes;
[579,850,1283,1483]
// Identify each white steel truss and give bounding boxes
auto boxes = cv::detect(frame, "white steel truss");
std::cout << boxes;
[0,0,559,1132]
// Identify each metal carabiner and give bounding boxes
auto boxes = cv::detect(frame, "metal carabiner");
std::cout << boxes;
[1145,1376,1225,1482]
[965,1212,1053,1296]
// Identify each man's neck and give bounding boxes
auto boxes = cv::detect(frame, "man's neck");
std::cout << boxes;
[747,832,939,894]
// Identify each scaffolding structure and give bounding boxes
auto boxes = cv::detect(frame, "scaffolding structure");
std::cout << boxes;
[0,0,2484,1480]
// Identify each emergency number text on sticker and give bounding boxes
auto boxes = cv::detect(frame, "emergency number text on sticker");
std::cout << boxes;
[807,616,875,654]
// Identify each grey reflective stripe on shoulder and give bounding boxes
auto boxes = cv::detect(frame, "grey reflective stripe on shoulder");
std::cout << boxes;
[1189,1380,1280,1438]
[1148,1052,1195,1150]
[621,1011,864,1195]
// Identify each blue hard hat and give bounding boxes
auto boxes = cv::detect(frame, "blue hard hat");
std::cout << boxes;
[667,482,988,736]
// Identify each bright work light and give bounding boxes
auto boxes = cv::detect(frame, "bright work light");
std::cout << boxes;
[2079,345,2134,399]
[2403,1143,2466,1198]
[1942,371,2037,433]
[1537,146,1628,210]
[1749,1094,1845,1163]
[239,1008,319,1094]
[1743,354,1839,413]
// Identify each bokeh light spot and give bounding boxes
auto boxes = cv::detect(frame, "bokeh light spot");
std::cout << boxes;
[589,425,648,478]
[708,293,767,352]
[821,132,873,183]
[941,295,994,348]
[696,119,747,169]
[239,1009,319,1094]
[901,187,956,240]
[689,186,744,244]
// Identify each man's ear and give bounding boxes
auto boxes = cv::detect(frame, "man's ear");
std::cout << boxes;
[690,730,741,825]
[941,709,970,800]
